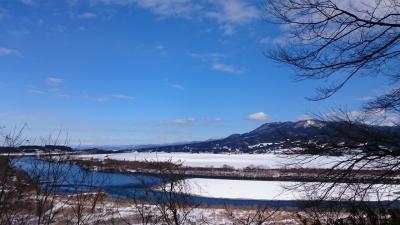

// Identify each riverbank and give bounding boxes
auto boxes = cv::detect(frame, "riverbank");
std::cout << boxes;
[66,153,400,184]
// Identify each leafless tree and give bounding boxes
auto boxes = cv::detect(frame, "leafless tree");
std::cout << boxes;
[0,126,118,225]
[0,125,33,225]
[265,0,400,223]
[121,176,160,225]
[124,160,200,225]
[265,0,400,105]
[297,200,400,225]
[224,205,277,225]
[62,170,109,225]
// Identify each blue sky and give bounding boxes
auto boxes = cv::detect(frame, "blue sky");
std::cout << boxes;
[0,0,389,145]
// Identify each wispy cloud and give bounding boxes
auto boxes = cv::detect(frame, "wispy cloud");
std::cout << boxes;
[27,78,68,98]
[94,0,260,35]
[51,24,65,33]
[162,116,223,126]
[84,94,110,102]
[0,47,21,57]
[0,8,5,20]
[296,114,314,121]
[260,36,271,44]
[212,62,244,74]
[58,94,71,98]
[169,83,184,90]
[78,12,97,19]
[162,117,196,125]
[27,89,47,95]
[188,52,224,61]
[189,52,245,75]
[46,77,63,87]
[260,35,289,45]
[27,88,70,99]
[0,112,34,121]
[102,0,201,18]
[110,94,135,100]
[247,112,269,121]
[326,110,400,127]
[9,29,30,36]
[85,93,135,102]
[205,0,260,35]
[20,0,34,5]
[355,96,374,101]
[203,117,223,123]
[155,45,167,56]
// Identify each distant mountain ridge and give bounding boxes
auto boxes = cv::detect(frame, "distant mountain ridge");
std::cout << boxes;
[135,120,400,153]
[4,120,397,154]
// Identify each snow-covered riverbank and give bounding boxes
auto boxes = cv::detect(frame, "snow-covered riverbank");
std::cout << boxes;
[78,152,349,169]
[184,178,400,201]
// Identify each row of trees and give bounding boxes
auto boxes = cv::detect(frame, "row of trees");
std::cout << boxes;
[3,127,400,224]
[0,127,290,225]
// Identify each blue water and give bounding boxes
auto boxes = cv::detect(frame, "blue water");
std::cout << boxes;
[12,157,400,208]
[12,157,162,199]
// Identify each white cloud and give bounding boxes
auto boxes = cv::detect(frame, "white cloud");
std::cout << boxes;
[205,0,260,35]
[97,0,200,17]
[212,62,244,74]
[163,117,196,125]
[0,47,21,57]
[46,77,63,87]
[135,0,201,17]
[78,12,97,19]
[247,112,269,121]
[94,0,260,35]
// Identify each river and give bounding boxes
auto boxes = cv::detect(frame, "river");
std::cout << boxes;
[12,157,399,208]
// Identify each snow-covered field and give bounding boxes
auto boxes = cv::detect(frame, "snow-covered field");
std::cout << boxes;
[78,152,349,169]
[185,178,400,201]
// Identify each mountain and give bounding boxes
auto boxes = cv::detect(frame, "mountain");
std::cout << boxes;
[136,120,400,153]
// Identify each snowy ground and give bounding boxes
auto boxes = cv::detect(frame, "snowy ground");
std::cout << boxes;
[78,152,349,169]
[186,179,300,200]
[185,178,400,202]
